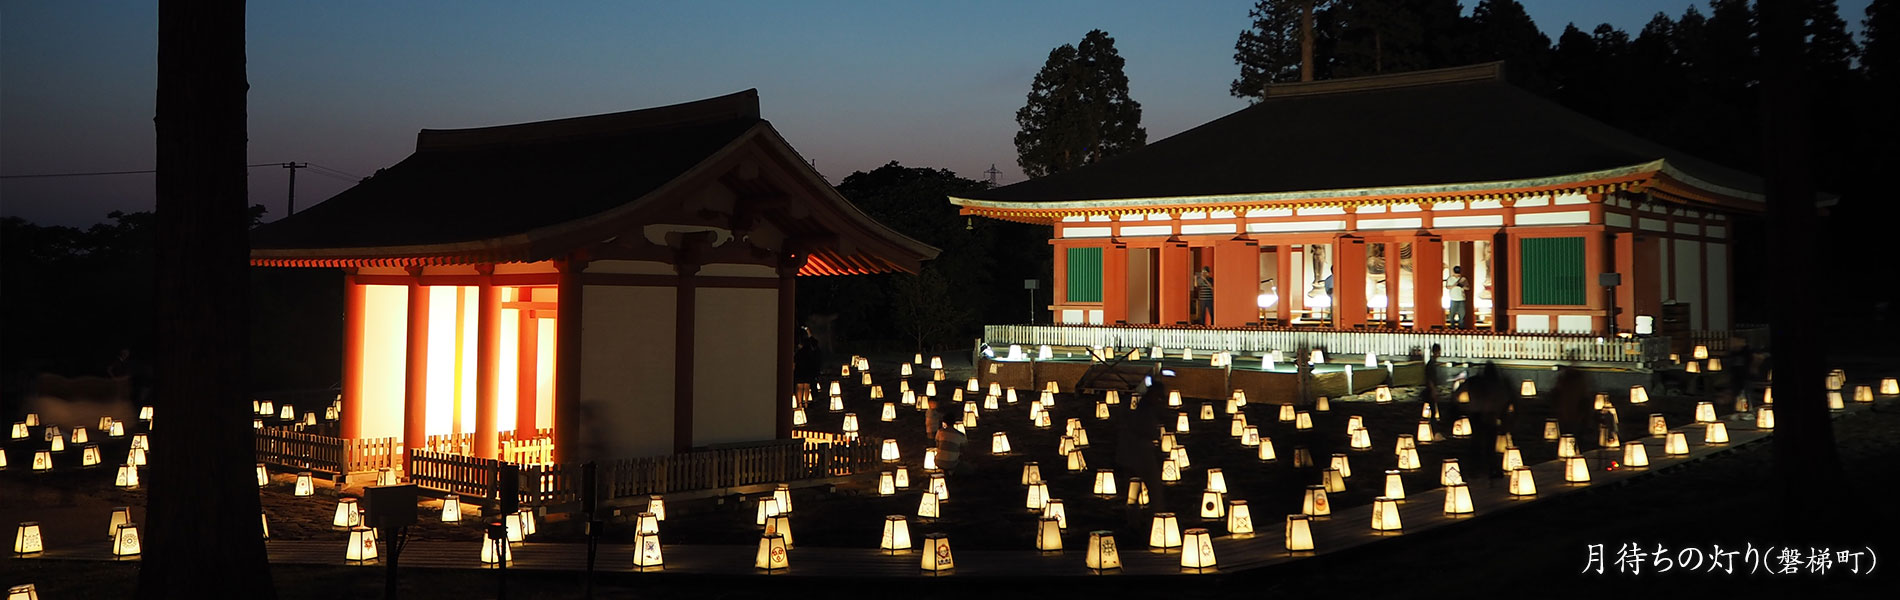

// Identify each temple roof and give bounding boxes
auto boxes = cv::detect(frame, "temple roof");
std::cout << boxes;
[953,63,1762,214]
[251,90,938,274]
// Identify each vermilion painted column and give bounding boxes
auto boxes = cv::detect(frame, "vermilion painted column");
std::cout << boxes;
[516,295,538,434]
[340,272,366,440]
[1413,236,1444,330]
[1157,239,1191,325]
[1383,242,1402,328]
[1333,236,1367,328]
[1051,240,1067,322]
[554,258,585,463]
[1275,245,1293,325]
[473,267,499,459]
[1102,241,1129,324]
[1584,230,1607,334]
[1614,232,1637,333]
[1493,230,1513,332]
[1212,237,1260,327]
[403,272,429,473]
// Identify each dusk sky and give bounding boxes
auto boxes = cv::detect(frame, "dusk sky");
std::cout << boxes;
[1,1,1875,227]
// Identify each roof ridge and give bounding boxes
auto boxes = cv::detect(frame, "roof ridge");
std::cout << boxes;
[415,89,761,152]
[1263,62,1505,99]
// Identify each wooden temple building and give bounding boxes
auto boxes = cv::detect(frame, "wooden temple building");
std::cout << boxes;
[251,90,938,468]
[953,63,1762,368]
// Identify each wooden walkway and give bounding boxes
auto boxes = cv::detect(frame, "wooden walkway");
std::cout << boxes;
[19,411,1803,578]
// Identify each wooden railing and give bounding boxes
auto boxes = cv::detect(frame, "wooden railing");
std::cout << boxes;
[983,324,1676,364]
[407,437,878,508]
[421,428,554,462]
[254,427,400,475]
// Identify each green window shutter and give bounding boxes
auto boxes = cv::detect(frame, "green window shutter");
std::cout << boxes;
[1519,237,1585,305]
[1065,247,1103,303]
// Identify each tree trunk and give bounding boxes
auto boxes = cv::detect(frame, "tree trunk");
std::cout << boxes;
[1758,0,1842,531]
[1300,1,1316,82]
[141,1,274,598]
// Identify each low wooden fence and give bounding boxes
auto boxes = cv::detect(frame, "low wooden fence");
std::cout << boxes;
[407,437,879,509]
[254,427,399,475]
[984,324,1676,364]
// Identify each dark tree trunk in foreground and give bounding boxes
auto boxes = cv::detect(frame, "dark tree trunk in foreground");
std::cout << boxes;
[141,1,274,598]
[1758,0,1842,527]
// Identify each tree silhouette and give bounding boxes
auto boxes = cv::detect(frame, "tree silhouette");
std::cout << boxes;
[1014,30,1147,178]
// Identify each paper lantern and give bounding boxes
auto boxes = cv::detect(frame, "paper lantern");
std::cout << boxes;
[881,403,896,422]
[829,395,845,412]
[80,444,101,467]
[1170,445,1190,469]
[1181,348,1195,362]
[1033,410,1051,429]
[1383,469,1406,500]
[648,495,668,521]
[1242,425,1260,447]
[1166,390,1183,408]
[1295,411,1313,430]
[1502,446,1523,471]
[755,496,783,526]
[1450,417,1472,438]
[1370,496,1402,533]
[1374,385,1392,403]
[1457,390,1470,404]
[881,515,912,554]
[8,423,24,440]
[1557,435,1579,459]
[1074,427,1091,448]
[1316,396,1331,412]
[1175,413,1191,433]
[1095,400,1112,420]
[878,471,897,496]
[1043,498,1068,529]
[928,472,949,501]
[333,498,362,529]
[1648,413,1669,436]
[1019,462,1041,486]
[1441,459,1463,486]
[1562,456,1590,483]
[1756,406,1775,430]
[1125,477,1150,506]
[1035,516,1063,552]
[1058,434,1075,456]
[924,448,938,470]
[1301,485,1331,516]
[1079,470,1114,499]
[440,496,462,523]
[1159,431,1176,452]
[1665,431,1689,455]
[1415,420,1435,442]
[1328,454,1353,478]
[293,472,314,497]
[0,451,6,470]
[1198,404,1215,422]
[114,463,138,487]
[890,467,910,490]
[768,483,794,514]
[1321,468,1345,493]
[1291,445,1312,468]
[1623,441,1650,468]
[1705,421,1729,444]
[829,380,843,397]
[792,408,807,426]
[1396,446,1421,471]
[481,527,513,564]
[917,491,940,518]
[1207,468,1228,493]
[72,427,92,445]
[1691,344,1708,360]
[1508,467,1537,497]
[1627,385,1649,405]
[921,533,954,572]
[1180,528,1216,571]
[1444,482,1474,515]
[376,467,398,486]
[8,584,36,600]
[1285,515,1315,552]
[841,413,859,433]
[1350,426,1372,450]
[871,385,886,400]
[1519,379,1538,397]
[633,530,664,568]
[1199,489,1226,519]
[26,449,50,473]
[1025,480,1051,510]
[755,533,789,571]
[1086,530,1121,571]
[504,512,525,543]
[111,523,141,558]
[1882,378,1898,395]
[344,525,375,562]
[1148,512,1182,549]
[1707,357,1724,372]
[260,510,269,540]
[964,377,979,393]
[1827,391,1844,411]
[1854,385,1872,403]
[49,434,64,453]
[1273,405,1295,425]
[1694,402,1716,423]
[881,439,901,463]
[1421,403,1434,419]
[258,400,274,416]
[14,522,43,555]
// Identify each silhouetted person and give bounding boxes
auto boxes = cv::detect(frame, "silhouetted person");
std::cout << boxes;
[1193,266,1214,326]
[1458,363,1512,479]
[1116,378,1168,529]
[1446,266,1470,329]
[1551,365,1594,449]
[933,413,967,473]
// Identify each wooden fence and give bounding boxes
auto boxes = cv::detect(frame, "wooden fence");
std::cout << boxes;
[984,324,1676,364]
[254,427,399,475]
[407,437,879,509]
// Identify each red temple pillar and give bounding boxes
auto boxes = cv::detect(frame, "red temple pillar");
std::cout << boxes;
[1584,231,1608,334]
[516,293,538,434]
[1102,241,1129,324]
[473,267,500,459]
[1213,237,1260,327]
[1275,245,1293,325]
[402,272,429,473]
[1413,235,1444,330]
[554,258,585,463]
[1493,231,1513,331]
[1383,242,1402,327]
[1157,238,1191,325]
[1333,235,1367,328]
[340,272,365,440]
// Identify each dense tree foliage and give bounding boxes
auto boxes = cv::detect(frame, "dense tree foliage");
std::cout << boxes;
[1014,30,1147,178]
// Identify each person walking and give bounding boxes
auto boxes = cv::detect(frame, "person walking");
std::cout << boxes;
[1445,266,1470,329]
[1194,266,1215,326]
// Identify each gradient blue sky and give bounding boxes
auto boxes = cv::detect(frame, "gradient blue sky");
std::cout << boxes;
[1,1,1874,227]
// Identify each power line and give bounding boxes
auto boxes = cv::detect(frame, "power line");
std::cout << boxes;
[2,162,361,180]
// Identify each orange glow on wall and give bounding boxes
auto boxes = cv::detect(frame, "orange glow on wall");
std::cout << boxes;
[498,305,521,432]
[536,313,556,430]
[359,285,409,439]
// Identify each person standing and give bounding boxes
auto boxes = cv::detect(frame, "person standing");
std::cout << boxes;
[1445,266,1470,329]
[1193,266,1215,326]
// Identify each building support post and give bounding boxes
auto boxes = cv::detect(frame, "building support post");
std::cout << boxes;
[1102,241,1129,325]
[671,234,709,454]
[554,257,586,463]
[1213,236,1260,327]
[402,269,429,473]
[1157,238,1191,326]
[474,266,499,459]
[341,271,366,440]
[776,249,807,440]
[1412,235,1444,330]
[1333,235,1367,328]
[1275,245,1294,325]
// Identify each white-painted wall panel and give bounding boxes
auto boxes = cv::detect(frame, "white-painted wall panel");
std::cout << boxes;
[694,288,779,447]
[1673,240,1702,326]
[579,285,675,459]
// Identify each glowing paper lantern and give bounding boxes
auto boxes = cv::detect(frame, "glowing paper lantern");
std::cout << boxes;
[481,527,513,564]
[376,467,398,486]
[14,522,43,555]
[841,413,859,433]
[1295,411,1313,430]
[48,434,64,453]
[1035,517,1063,552]
[1694,402,1716,423]
[1383,469,1406,500]
[1180,528,1216,571]
[878,471,896,496]
[1441,459,1463,486]
[1350,427,1372,450]
[1043,498,1068,529]
[1508,467,1537,497]
[1557,435,1579,459]
[293,472,314,497]
[1278,404,1296,422]
[1316,396,1331,412]
[1451,417,1472,438]
[1371,497,1402,533]
[1520,380,1537,397]
[126,447,147,467]
[755,496,782,526]
[1665,431,1689,455]
[1685,361,1700,374]
[792,408,807,426]
[112,523,141,558]
[1421,403,1434,419]
[1168,390,1183,408]
[1374,385,1392,404]
[917,491,940,518]
[1321,468,1345,493]
[1093,470,1117,497]
[922,533,954,572]
[881,515,912,554]
[8,584,35,600]
[924,448,938,470]
[928,472,949,501]
[1827,391,1845,411]
[829,381,843,397]
[1705,421,1729,444]
[1416,420,1435,442]
[1291,445,1312,468]
[829,395,845,412]
[1756,406,1775,430]
[1881,378,1898,395]
[114,463,138,487]
[1125,478,1150,506]
[80,444,100,467]
[1396,446,1420,470]
[8,423,24,440]
[755,533,789,571]
[1242,425,1260,447]
[1623,441,1650,468]
[881,403,896,422]
[441,496,462,523]
[1021,462,1040,486]
[1444,482,1474,515]
[1199,489,1226,519]
[1648,413,1668,436]
[990,432,1011,455]
[344,525,376,562]
[648,495,668,521]
[895,467,910,489]
[1629,385,1649,404]
[72,427,91,445]
[1025,480,1050,510]
[1502,446,1523,471]
[1329,454,1353,478]
[930,356,943,370]
[1854,386,1872,403]
[1206,468,1228,493]
[1148,512,1182,549]
[1086,530,1121,571]
[633,529,664,568]
[1170,445,1190,469]
[1301,485,1331,516]
[881,439,901,462]
[1285,515,1314,552]
[332,498,362,528]
[1563,456,1590,483]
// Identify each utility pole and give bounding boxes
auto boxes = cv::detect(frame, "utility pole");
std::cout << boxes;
[985,164,1001,187]
[282,162,307,215]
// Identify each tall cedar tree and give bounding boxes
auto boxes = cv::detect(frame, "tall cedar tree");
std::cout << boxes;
[1015,30,1147,178]
[1465,0,1552,91]
[1232,0,1322,100]
[142,0,276,598]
